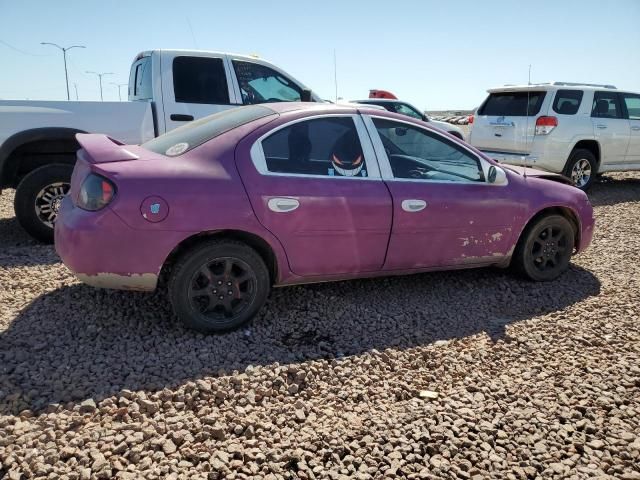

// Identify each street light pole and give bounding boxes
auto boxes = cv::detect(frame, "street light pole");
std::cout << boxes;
[86,71,114,101]
[41,43,86,101]
[110,82,128,101]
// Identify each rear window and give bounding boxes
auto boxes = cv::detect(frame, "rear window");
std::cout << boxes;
[479,91,546,116]
[553,89,583,115]
[142,105,275,156]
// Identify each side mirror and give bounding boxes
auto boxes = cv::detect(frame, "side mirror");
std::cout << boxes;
[300,89,312,102]
[488,165,508,185]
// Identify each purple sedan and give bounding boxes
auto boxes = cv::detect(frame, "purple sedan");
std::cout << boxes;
[55,103,595,333]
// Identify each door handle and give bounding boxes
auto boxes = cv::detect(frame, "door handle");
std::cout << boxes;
[267,197,300,213]
[401,199,427,212]
[170,114,194,121]
[631,126,640,131]
[596,124,607,129]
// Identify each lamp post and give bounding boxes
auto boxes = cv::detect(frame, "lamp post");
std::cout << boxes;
[40,42,86,101]
[110,82,128,101]
[86,71,113,101]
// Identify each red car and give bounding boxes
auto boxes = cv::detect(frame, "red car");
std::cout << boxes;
[56,103,595,333]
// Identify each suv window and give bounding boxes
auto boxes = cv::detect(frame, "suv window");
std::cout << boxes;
[591,91,622,119]
[173,56,230,105]
[233,60,302,104]
[479,91,546,116]
[131,57,152,100]
[622,94,640,120]
[553,89,583,115]
[143,105,274,156]
[261,117,368,177]
[373,118,483,182]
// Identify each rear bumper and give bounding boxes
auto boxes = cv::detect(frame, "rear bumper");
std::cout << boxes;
[55,197,183,291]
[480,150,564,174]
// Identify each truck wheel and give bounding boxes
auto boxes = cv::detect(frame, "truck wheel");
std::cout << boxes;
[564,149,597,191]
[14,164,74,243]
[168,240,270,334]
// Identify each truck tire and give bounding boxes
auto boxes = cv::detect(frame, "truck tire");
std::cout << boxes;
[564,149,597,191]
[14,164,74,243]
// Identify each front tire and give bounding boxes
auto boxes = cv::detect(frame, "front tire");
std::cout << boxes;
[564,149,597,191]
[168,240,270,333]
[513,214,575,282]
[14,164,74,243]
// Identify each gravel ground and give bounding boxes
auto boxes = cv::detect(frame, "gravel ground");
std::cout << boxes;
[1,174,639,480]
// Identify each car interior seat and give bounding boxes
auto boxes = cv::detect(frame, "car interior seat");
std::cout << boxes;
[595,99,611,117]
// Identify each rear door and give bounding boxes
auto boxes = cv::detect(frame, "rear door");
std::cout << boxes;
[621,93,640,163]
[161,52,238,132]
[469,90,547,155]
[591,91,630,166]
[235,114,392,277]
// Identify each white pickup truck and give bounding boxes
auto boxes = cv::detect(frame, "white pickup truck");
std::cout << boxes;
[0,49,317,242]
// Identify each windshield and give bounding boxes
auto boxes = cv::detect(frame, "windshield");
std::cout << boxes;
[143,105,275,156]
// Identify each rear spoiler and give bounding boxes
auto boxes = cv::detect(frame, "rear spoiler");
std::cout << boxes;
[76,133,139,164]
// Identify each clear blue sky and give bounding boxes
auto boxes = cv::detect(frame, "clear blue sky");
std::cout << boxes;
[1,0,638,110]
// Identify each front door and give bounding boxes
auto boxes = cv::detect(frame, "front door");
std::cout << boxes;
[235,114,392,277]
[366,116,521,270]
[591,91,630,166]
[621,93,640,163]
[161,53,238,132]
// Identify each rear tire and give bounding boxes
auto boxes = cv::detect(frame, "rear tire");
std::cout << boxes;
[512,214,575,282]
[14,164,74,243]
[564,149,597,191]
[168,240,270,334]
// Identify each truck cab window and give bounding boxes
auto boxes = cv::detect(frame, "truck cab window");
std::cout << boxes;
[173,56,230,105]
[233,60,301,105]
[131,57,152,100]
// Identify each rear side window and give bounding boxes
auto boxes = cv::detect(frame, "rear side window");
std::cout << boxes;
[553,89,583,115]
[233,60,302,105]
[479,91,546,116]
[143,105,274,156]
[173,56,230,105]
[261,117,369,177]
[591,91,622,119]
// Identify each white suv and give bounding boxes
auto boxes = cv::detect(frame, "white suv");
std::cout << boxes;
[468,82,640,190]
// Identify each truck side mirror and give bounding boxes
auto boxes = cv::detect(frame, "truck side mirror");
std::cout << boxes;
[300,89,312,102]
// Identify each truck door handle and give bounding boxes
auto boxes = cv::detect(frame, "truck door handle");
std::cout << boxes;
[401,199,427,212]
[267,197,300,213]
[631,126,640,131]
[596,124,607,129]
[170,114,194,121]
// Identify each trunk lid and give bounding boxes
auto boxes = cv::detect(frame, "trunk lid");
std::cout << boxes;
[469,89,549,155]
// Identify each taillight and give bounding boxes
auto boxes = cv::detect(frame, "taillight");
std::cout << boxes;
[535,116,558,135]
[468,114,474,124]
[77,173,116,211]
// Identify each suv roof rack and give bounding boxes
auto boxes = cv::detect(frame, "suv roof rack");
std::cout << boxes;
[551,81,617,89]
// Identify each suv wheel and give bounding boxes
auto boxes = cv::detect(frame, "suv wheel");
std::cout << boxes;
[14,164,74,243]
[168,240,270,333]
[564,149,597,191]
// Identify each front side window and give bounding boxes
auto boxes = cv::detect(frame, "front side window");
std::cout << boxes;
[553,89,583,115]
[173,56,230,105]
[591,91,622,119]
[373,118,483,182]
[479,91,546,116]
[261,117,369,177]
[394,103,424,120]
[233,60,302,105]
[622,94,640,120]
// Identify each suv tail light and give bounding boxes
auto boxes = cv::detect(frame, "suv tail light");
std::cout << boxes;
[535,116,558,135]
[77,173,116,211]
[468,114,474,124]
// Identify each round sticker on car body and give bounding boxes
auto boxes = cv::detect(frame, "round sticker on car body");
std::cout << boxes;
[165,142,189,156]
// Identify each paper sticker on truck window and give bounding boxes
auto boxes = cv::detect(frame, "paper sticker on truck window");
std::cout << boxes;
[165,142,189,156]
